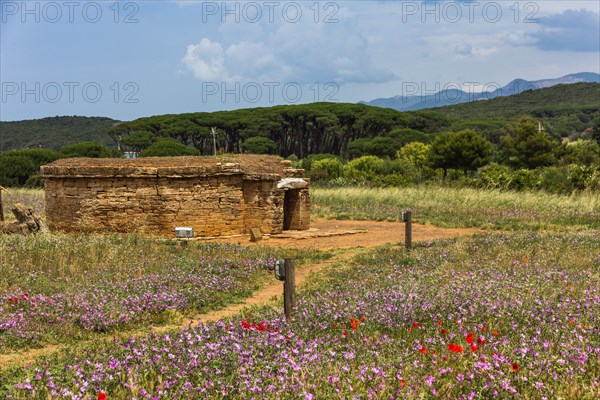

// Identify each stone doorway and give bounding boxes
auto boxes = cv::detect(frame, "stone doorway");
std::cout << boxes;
[283,189,300,230]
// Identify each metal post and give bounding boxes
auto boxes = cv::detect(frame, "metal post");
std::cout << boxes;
[283,258,296,320]
[405,210,412,250]
[211,127,217,156]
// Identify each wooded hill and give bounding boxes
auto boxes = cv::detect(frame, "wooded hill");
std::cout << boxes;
[435,82,600,136]
[0,116,119,151]
[1,83,598,155]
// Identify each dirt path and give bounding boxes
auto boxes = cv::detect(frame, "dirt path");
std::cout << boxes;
[0,220,481,370]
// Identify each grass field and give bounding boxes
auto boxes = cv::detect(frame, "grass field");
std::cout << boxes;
[312,186,600,231]
[0,186,599,399]
[1,188,45,221]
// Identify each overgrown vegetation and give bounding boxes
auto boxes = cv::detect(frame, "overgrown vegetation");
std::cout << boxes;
[2,232,598,398]
[0,233,330,351]
[311,186,600,231]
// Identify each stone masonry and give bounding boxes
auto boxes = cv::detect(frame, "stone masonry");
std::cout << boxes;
[40,155,310,237]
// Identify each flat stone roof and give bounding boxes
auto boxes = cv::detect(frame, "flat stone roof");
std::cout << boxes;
[41,154,292,179]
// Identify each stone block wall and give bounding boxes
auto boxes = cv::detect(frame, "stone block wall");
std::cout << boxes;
[41,155,310,237]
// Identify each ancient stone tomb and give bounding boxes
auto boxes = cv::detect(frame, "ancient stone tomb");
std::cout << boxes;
[41,155,310,237]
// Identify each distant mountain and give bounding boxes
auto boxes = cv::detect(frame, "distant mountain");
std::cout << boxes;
[362,73,600,111]
[0,116,120,151]
[431,83,600,122]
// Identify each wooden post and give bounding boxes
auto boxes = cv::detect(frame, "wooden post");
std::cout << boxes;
[283,258,296,320]
[405,210,412,250]
[0,186,4,222]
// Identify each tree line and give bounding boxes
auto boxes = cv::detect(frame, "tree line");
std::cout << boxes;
[2,103,599,193]
[109,103,451,159]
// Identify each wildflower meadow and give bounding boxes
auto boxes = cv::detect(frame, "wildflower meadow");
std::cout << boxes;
[0,188,598,399]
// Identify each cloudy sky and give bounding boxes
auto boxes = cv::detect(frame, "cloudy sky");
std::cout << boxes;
[1,0,599,121]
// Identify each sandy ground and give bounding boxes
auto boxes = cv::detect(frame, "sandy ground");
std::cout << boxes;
[216,218,482,250]
[0,219,482,370]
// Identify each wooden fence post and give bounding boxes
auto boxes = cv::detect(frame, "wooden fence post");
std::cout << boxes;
[404,210,412,250]
[0,186,4,222]
[283,258,296,320]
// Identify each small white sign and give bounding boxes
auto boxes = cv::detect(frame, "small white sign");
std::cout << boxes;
[174,227,194,238]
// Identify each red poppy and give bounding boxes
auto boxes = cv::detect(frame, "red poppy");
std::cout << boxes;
[412,322,419,329]
[448,343,463,353]
[399,379,406,387]
[98,392,107,400]
[241,321,250,329]
[342,331,348,338]
[470,345,478,352]
[481,327,487,333]
[466,332,475,344]
[351,324,357,331]
[440,328,447,335]
[361,316,367,321]
[437,320,443,325]
[491,331,499,336]
[477,337,485,345]
[420,346,427,354]
[333,322,338,328]
[510,362,519,372]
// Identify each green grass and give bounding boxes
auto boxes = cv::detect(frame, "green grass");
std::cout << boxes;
[312,185,600,230]
[1,188,45,221]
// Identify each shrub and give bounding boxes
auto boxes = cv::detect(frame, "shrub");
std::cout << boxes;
[477,163,511,189]
[301,154,342,171]
[59,142,119,158]
[310,158,345,181]
[0,148,61,187]
[344,155,385,183]
[537,166,573,194]
[0,154,36,187]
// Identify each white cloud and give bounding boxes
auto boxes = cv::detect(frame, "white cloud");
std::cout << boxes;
[181,5,396,85]
[181,39,225,81]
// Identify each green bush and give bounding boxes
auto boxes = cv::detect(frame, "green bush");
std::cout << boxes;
[477,163,511,189]
[507,169,537,191]
[59,142,119,158]
[309,158,345,181]
[0,154,36,187]
[301,154,342,171]
[537,166,572,194]
[0,148,61,187]
[344,155,385,183]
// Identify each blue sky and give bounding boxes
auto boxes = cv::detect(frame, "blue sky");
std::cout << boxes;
[1,0,599,121]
